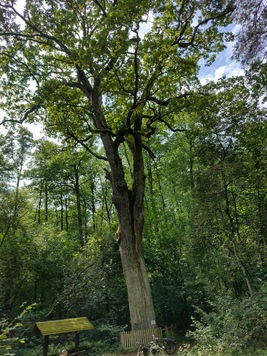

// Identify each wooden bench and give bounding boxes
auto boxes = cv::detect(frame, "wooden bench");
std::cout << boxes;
[34,317,94,356]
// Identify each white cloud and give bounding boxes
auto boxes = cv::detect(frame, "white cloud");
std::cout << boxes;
[199,39,244,84]
[24,122,44,139]
[232,24,241,35]
[215,63,244,80]
[200,62,244,84]
[214,65,227,81]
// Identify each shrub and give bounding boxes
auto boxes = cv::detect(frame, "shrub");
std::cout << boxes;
[187,285,267,353]
[0,303,37,355]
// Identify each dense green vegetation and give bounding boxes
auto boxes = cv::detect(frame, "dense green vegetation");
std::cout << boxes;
[0,0,266,355]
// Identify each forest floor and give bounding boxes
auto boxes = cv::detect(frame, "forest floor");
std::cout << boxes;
[102,341,191,355]
[102,351,137,356]
[102,353,136,356]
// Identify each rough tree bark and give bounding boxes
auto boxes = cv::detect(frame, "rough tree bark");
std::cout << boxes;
[91,83,156,330]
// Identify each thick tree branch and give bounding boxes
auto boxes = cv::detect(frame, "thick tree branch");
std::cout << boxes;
[0,3,72,55]
[92,0,107,16]
[76,66,93,95]
[158,117,186,132]
[66,129,107,161]
[114,69,134,95]
[0,225,11,249]
[132,26,140,105]
[1,51,39,87]
[142,143,155,159]
[0,102,42,125]
[147,92,192,105]
[173,6,235,47]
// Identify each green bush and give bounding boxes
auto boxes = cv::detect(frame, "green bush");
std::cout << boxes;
[0,304,38,355]
[187,285,267,353]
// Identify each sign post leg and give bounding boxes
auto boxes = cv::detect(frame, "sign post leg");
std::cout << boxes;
[75,331,80,352]
[43,335,49,356]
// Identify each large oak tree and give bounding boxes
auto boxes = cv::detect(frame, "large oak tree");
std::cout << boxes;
[0,0,234,329]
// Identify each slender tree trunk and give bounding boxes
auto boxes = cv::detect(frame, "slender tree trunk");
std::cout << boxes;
[189,138,194,190]
[222,171,253,296]
[74,165,84,246]
[84,203,88,243]
[60,187,64,231]
[65,194,69,231]
[90,179,96,232]
[37,180,43,224]
[257,187,267,262]
[45,180,48,222]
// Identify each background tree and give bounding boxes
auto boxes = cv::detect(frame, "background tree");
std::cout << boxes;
[183,76,267,300]
[233,0,267,65]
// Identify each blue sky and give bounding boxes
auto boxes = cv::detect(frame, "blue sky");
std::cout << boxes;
[198,22,244,84]
[199,47,244,84]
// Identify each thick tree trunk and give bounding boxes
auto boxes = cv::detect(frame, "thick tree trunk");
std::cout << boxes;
[112,167,156,330]
[119,227,156,330]
[91,82,156,331]
[112,135,157,329]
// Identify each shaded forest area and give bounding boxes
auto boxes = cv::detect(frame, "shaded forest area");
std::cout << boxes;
[0,0,267,355]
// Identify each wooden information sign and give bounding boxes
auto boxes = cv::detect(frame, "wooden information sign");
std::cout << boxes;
[35,317,94,356]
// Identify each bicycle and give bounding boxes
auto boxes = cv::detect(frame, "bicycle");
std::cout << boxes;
[137,335,177,355]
